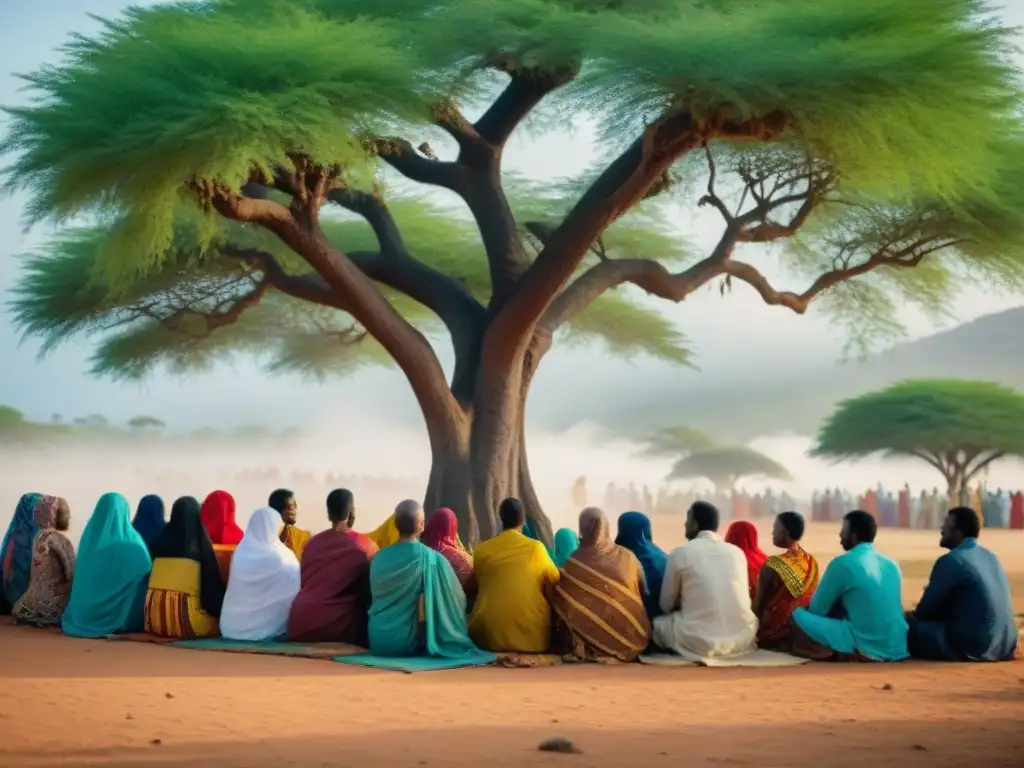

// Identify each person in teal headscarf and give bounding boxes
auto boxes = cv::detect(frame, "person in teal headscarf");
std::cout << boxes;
[62,492,152,638]
[368,500,494,662]
[553,528,579,568]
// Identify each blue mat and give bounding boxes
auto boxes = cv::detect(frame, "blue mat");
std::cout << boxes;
[332,651,497,673]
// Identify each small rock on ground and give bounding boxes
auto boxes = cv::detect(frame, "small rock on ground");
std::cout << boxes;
[539,737,581,754]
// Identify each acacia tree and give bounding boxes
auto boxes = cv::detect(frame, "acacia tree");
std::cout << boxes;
[638,425,790,491]
[4,1,1024,543]
[812,379,1024,498]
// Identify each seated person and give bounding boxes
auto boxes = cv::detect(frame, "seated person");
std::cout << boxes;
[615,511,668,619]
[907,506,1017,661]
[753,511,819,650]
[270,488,311,561]
[288,489,378,645]
[144,496,226,639]
[550,507,651,662]
[791,510,908,661]
[725,520,767,600]
[131,495,166,556]
[366,512,400,550]
[367,500,481,657]
[12,497,76,627]
[553,528,579,568]
[2,494,64,613]
[422,508,474,597]
[62,493,152,638]
[653,502,757,661]
[469,498,560,653]
[220,507,300,641]
[200,490,244,583]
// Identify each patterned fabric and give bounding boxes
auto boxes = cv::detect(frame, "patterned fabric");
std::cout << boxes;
[551,539,652,662]
[2,494,59,610]
[12,528,76,627]
[757,547,819,648]
[144,557,218,639]
[422,508,473,591]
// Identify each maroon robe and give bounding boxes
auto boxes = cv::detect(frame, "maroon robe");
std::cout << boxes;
[287,529,377,644]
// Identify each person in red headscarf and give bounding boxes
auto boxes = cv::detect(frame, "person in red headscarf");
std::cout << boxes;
[422,508,474,597]
[200,490,243,582]
[724,520,767,600]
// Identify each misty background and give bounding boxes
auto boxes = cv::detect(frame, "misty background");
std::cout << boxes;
[1,2,1023,541]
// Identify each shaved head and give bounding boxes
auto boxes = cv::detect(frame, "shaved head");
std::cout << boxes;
[395,499,424,537]
[578,506,609,545]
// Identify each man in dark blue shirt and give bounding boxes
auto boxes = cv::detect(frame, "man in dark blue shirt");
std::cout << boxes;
[907,507,1017,661]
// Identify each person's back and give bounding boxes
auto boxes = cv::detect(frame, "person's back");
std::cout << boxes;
[829,544,907,658]
[654,502,756,660]
[937,542,1016,659]
[289,529,376,644]
[470,499,559,653]
[368,540,425,656]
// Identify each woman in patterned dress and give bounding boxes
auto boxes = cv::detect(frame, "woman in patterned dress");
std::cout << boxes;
[12,496,76,627]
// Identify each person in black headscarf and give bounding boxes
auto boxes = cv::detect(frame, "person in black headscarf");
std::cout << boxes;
[143,496,226,638]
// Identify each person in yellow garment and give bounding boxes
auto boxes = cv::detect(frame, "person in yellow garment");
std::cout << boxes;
[144,496,226,639]
[469,498,559,653]
[270,489,311,561]
[366,510,400,550]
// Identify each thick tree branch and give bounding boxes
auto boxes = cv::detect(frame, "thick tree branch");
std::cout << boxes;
[371,137,466,192]
[218,245,348,311]
[485,109,792,359]
[964,450,1006,484]
[474,66,579,149]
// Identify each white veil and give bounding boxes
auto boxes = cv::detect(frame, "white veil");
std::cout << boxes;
[220,507,300,641]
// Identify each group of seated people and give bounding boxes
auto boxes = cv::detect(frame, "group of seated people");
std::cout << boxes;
[1,486,1018,665]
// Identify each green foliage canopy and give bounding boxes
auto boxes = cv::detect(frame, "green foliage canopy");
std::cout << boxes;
[2,0,1023,390]
[811,379,1024,489]
[668,445,792,488]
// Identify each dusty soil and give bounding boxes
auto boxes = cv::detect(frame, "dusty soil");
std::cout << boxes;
[1,524,1021,767]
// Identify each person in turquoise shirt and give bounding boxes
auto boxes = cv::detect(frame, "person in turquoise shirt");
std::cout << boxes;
[62,492,152,638]
[791,510,908,661]
[368,500,494,662]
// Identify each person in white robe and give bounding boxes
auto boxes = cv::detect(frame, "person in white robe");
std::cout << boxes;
[653,501,757,661]
[220,507,300,641]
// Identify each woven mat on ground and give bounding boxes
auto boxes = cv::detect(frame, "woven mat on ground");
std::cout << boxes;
[640,649,809,668]
[492,652,563,668]
[333,651,497,673]
[105,633,177,644]
[169,638,367,658]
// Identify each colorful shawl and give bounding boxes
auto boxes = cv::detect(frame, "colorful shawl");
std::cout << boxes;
[757,546,819,648]
[551,519,651,662]
[132,495,166,552]
[614,511,667,618]
[200,490,243,546]
[553,528,579,568]
[725,520,767,599]
[368,540,492,661]
[1,494,59,612]
[422,508,473,590]
[149,497,226,618]
[366,513,400,550]
[62,492,152,637]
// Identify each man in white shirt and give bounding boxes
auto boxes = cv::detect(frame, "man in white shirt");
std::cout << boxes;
[654,501,758,660]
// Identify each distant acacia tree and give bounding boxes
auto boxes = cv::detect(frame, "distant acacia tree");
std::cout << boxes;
[127,415,167,431]
[811,379,1024,497]
[4,1,1024,542]
[638,425,790,491]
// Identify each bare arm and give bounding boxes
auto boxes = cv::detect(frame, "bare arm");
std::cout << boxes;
[752,565,780,622]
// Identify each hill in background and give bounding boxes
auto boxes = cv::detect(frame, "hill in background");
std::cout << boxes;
[594,307,1024,442]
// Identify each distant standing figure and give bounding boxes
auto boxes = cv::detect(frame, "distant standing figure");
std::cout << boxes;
[791,510,908,661]
[220,507,300,641]
[270,488,311,561]
[906,507,1017,661]
[571,477,588,509]
[753,512,819,650]
[653,502,758,661]
[12,496,76,627]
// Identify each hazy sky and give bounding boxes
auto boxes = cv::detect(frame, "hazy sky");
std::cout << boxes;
[1,1,1022,433]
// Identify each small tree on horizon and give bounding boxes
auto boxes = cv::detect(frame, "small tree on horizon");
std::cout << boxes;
[127,415,167,431]
[811,379,1024,498]
[4,1,1024,543]
[667,445,792,492]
